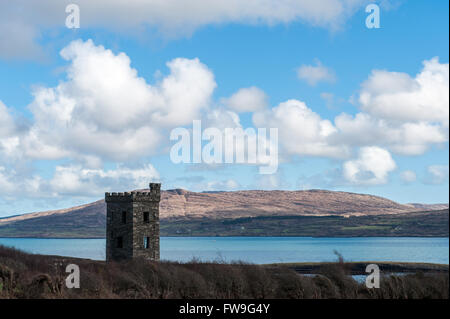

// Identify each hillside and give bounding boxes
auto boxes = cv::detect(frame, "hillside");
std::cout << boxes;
[0,189,448,238]
[159,189,431,218]
[160,210,449,237]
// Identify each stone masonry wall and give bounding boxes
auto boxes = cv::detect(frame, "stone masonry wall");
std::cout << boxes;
[105,183,161,262]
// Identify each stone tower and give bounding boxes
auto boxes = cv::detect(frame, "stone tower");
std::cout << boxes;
[105,183,161,262]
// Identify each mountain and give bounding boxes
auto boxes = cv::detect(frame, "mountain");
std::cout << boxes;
[158,189,430,218]
[0,189,447,238]
[0,200,106,238]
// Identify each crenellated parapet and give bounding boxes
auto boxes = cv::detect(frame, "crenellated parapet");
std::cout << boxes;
[105,183,161,202]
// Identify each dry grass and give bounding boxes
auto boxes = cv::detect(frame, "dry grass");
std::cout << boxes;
[0,245,448,299]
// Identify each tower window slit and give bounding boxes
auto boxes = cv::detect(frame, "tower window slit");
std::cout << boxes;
[117,236,123,248]
[144,237,150,249]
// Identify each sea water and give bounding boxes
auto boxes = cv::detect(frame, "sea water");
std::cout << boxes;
[0,237,448,264]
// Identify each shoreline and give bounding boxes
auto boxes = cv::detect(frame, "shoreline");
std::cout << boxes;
[265,261,450,275]
[0,235,449,239]
[1,245,448,273]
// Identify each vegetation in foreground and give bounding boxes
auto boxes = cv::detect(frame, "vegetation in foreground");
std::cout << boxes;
[0,245,448,299]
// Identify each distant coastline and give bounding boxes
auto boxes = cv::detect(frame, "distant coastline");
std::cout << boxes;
[0,209,447,238]
[1,237,448,265]
[0,189,448,239]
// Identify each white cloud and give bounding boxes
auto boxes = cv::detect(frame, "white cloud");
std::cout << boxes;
[203,179,240,191]
[50,164,159,196]
[204,108,242,130]
[390,122,447,155]
[0,167,16,193]
[59,40,215,129]
[359,57,449,126]
[334,112,447,155]
[0,0,373,60]
[400,170,416,183]
[223,87,268,112]
[1,41,448,204]
[22,39,216,161]
[343,146,396,185]
[253,68,447,161]
[0,101,24,162]
[0,101,16,138]
[5,45,445,174]
[253,99,349,158]
[255,170,290,190]
[423,165,449,185]
[297,59,336,86]
[202,108,278,171]
[0,164,159,199]
[328,58,449,156]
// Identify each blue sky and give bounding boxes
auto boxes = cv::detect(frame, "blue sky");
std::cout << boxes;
[0,0,448,217]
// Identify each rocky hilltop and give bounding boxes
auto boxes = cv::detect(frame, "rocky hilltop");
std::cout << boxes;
[1,189,436,225]
[159,189,430,218]
[0,189,447,238]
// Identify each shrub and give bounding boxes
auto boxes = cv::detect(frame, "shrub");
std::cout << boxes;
[0,245,447,299]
